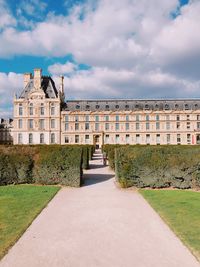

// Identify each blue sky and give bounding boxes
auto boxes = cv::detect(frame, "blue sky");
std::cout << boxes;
[0,0,200,117]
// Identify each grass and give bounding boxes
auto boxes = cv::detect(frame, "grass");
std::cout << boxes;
[140,189,200,261]
[0,184,60,259]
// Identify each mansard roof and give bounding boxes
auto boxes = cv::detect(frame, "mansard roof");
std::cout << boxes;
[19,76,58,99]
[64,99,200,112]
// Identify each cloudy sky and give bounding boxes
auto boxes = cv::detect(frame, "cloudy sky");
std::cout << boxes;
[1,0,200,117]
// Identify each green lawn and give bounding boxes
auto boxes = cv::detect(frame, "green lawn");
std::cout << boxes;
[0,184,60,259]
[140,189,200,260]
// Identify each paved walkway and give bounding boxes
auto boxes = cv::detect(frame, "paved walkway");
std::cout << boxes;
[1,151,199,267]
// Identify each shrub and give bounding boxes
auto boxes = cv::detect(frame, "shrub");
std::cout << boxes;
[112,145,200,189]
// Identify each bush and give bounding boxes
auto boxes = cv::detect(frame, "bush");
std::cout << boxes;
[0,145,87,187]
[107,145,200,189]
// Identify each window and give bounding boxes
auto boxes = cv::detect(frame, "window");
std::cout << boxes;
[75,115,79,122]
[105,105,109,110]
[115,123,119,131]
[75,135,79,143]
[29,104,33,115]
[105,123,109,130]
[18,133,22,144]
[39,119,45,130]
[186,114,190,120]
[176,115,180,121]
[75,123,79,131]
[156,114,159,121]
[185,104,189,110]
[28,119,33,129]
[51,106,55,115]
[65,123,69,131]
[166,115,170,120]
[166,121,170,130]
[29,133,33,144]
[167,134,170,144]
[85,135,90,144]
[85,122,89,130]
[125,105,129,110]
[96,105,100,109]
[51,119,55,129]
[105,115,109,121]
[175,104,179,109]
[146,115,149,121]
[165,104,169,110]
[105,134,109,144]
[136,134,140,144]
[177,134,181,144]
[136,114,140,121]
[86,105,90,110]
[156,134,160,145]
[116,115,119,121]
[76,105,80,109]
[125,123,129,131]
[65,136,69,143]
[115,105,119,109]
[40,133,44,144]
[126,134,130,144]
[197,122,200,129]
[40,106,44,115]
[115,134,120,144]
[146,122,150,130]
[187,134,191,144]
[146,134,150,144]
[95,115,99,122]
[156,122,160,130]
[50,133,55,144]
[177,122,180,129]
[19,104,23,116]
[95,123,99,131]
[85,115,89,122]
[126,115,129,121]
[145,104,149,110]
[136,122,140,130]
[187,122,190,129]
[18,119,22,129]
[197,115,200,121]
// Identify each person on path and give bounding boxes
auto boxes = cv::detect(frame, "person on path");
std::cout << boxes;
[103,152,107,166]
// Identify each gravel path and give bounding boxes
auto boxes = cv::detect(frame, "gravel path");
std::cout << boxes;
[1,151,199,267]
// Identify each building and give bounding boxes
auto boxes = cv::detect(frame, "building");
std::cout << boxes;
[13,68,200,147]
[0,118,13,144]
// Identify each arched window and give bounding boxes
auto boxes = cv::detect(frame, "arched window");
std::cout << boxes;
[105,105,109,110]
[175,104,179,109]
[96,105,100,109]
[76,104,80,109]
[40,133,44,144]
[86,105,90,110]
[125,104,129,110]
[50,133,55,144]
[155,104,159,110]
[135,104,139,109]
[29,133,33,144]
[115,105,119,109]
[185,104,189,110]
[145,104,149,110]
[165,104,169,110]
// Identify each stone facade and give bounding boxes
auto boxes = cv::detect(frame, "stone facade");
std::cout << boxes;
[13,69,200,147]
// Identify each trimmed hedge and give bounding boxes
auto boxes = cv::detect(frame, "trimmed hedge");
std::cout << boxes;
[103,145,200,189]
[0,145,94,187]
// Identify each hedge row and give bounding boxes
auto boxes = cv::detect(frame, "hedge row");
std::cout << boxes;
[103,145,200,189]
[0,145,94,187]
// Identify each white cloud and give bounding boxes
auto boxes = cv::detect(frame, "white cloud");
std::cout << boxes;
[48,62,77,75]
[0,0,16,29]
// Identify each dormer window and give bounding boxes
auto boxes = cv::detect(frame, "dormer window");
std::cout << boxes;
[86,105,90,110]
[115,105,119,109]
[96,105,100,109]
[165,104,169,110]
[125,104,129,110]
[105,105,109,110]
[76,104,80,109]
[195,104,198,110]
[175,104,179,109]
[135,104,139,109]
[155,104,159,110]
[185,104,189,110]
[144,104,149,110]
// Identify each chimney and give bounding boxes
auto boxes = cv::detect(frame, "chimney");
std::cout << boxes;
[24,73,32,88]
[59,75,64,94]
[34,68,42,90]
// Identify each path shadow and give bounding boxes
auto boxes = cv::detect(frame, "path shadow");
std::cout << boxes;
[83,173,115,186]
